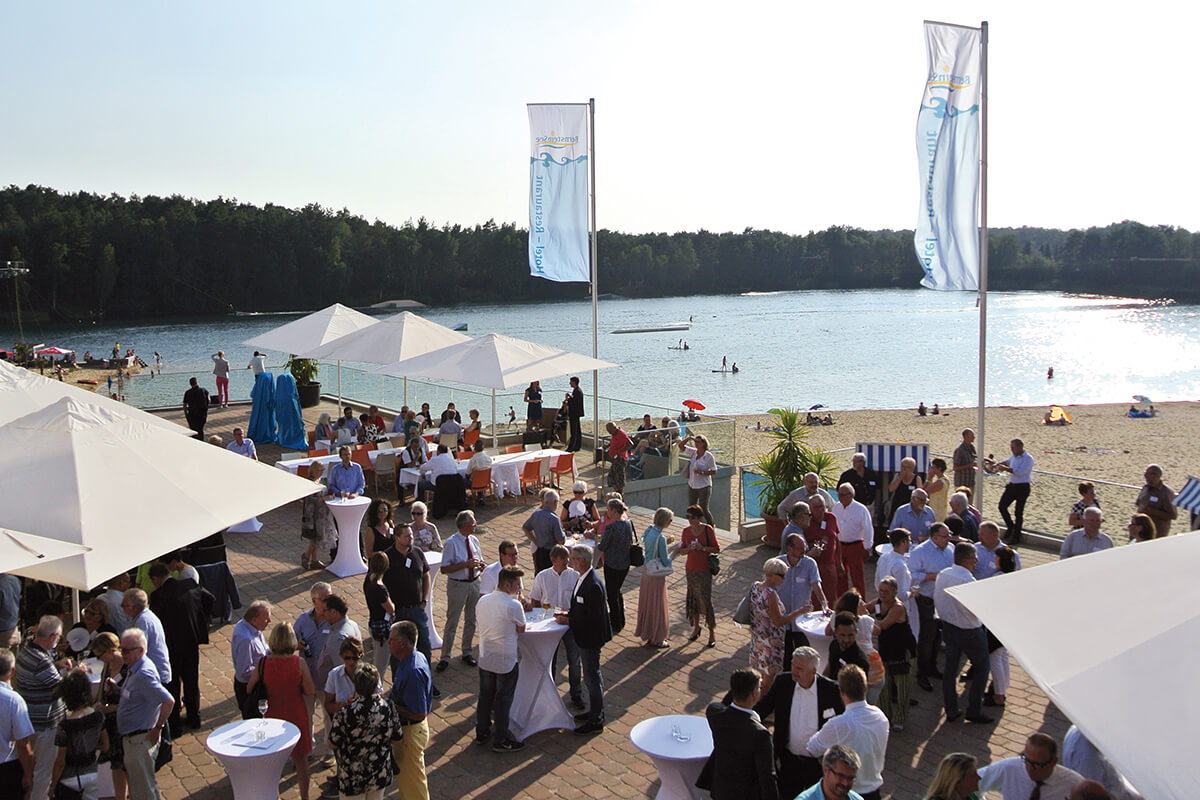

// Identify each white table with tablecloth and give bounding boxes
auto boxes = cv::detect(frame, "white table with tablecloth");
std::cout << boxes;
[630,714,714,800]
[507,610,574,741]
[206,718,301,800]
[273,445,410,476]
[795,611,834,672]
[325,496,371,578]
[424,549,444,651]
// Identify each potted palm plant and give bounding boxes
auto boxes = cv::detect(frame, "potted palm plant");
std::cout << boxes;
[286,356,322,408]
[749,407,835,548]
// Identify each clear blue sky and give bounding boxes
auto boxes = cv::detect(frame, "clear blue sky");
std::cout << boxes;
[3,2,1197,235]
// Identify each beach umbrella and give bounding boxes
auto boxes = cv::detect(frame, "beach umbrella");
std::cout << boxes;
[34,346,74,356]
[947,534,1200,800]
[1132,394,1152,404]
[242,303,379,406]
[1,528,91,573]
[0,396,320,591]
[301,311,470,406]
[682,399,706,411]
[370,333,619,446]
[0,358,188,433]
[809,403,825,410]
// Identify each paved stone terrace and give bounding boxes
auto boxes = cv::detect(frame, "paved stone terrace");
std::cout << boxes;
[155,404,1069,799]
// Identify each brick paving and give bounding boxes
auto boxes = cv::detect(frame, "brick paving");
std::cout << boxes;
[151,403,1069,799]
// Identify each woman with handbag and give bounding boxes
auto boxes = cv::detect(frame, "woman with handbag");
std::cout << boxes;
[597,497,635,635]
[636,507,675,649]
[681,504,720,647]
[872,576,917,731]
[49,668,108,800]
[749,558,809,694]
[246,624,316,800]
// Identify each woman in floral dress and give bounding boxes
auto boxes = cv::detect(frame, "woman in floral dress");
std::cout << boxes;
[329,663,403,800]
[748,557,808,694]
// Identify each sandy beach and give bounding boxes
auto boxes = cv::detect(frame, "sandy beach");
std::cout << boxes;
[731,401,1196,538]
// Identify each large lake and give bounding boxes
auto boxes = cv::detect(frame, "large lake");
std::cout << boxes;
[5,290,1199,416]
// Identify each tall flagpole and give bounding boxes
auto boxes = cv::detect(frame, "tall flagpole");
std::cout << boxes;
[975,21,989,506]
[589,98,599,462]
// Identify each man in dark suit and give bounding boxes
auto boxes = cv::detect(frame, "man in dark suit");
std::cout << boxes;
[567,376,585,452]
[182,377,209,440]
[754,647,845,799]
[700,668,779,800]
[556,543,610,735]
[148,562,213,734]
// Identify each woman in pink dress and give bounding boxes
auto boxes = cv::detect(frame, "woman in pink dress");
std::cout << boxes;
[635,507,674,648]
[247,623,316,800]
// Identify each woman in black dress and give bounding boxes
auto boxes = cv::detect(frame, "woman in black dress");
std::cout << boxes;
[363,499,395,561]
[523,381,543,430]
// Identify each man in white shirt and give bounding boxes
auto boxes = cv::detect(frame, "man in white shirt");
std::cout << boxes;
[479,540,530,602]
[777,472,835,520]
[246,351,267,374]
[466,441,493,478]
[994,438,1034,545]
[418,445,460,497]
[530,545,583,709]
[979,733,1085,800]
[475,566,527,752]
[1060,507,1114,559]
[831,483,873,596]
[438,511,487,673]
[875,529,916,639]
[933,543,992,724]
[807,665,888,800]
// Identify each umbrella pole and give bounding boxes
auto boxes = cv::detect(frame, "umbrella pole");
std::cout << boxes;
[404,377,408,407]
[491,389,497,449]
[337,360,342,408]
[71,588,80,621]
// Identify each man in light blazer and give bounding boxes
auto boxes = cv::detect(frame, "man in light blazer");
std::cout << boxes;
[699,667,778,800]
[754,647,845,799]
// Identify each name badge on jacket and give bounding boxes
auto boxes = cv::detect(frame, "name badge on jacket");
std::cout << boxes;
[822,708,835,719]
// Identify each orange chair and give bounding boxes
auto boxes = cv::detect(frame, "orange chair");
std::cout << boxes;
[505,445,523,454]
[297,464,311,480]
[351,450,376,490]
[519,459,546,496]
[308,449,329,457]
[307,430,317,448]
[463,429,481,450]
[469,467,496,508]
[456,451,473,461]
[550,452,575,487]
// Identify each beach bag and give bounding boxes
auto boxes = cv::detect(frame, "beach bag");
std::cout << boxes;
[866,649,886,685]
[642,528,673,577]
[732,584,754,625]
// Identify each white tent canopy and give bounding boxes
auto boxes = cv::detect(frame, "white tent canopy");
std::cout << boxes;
[948,535,1198,800]
[1,528,91,573]
[370,333,619,446]
[241,302,378,354]
[301,310,469,364]
[0,397,320,590]
[0,359,189,433]
[369,332,618,390]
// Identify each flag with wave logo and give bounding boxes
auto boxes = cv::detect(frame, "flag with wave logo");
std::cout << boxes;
[528,104,590,283]
[915,22,982,291]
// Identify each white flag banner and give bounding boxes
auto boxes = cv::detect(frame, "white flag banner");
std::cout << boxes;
[915,21,982,291]
[528,104,590,283]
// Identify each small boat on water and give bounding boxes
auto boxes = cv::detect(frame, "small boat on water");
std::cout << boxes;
[452,323,468,331]
[611,322,692,334]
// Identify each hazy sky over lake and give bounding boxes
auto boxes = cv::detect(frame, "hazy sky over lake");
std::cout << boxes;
[4,2,1196,235]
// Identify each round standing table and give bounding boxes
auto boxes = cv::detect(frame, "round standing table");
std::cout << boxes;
[206,718,300,800]
[630,714,714,800]
[795,611,834,672]
[424,549,444,651]
[507,610,573,741]
[325,496,371,578]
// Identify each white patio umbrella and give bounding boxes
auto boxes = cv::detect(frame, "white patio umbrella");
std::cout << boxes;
[0,396,321,591]
[947,534,1198,800]
[369,333,619,446]
[1,528,91,573]
[0,359,188,433]
[301,311,470,406]
[241,302,379,405]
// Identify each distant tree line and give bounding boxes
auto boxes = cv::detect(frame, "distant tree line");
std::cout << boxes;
[1,184,1198,321]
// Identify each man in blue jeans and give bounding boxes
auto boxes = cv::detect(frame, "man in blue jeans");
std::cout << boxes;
[933,542,994,724]
[475,567,527,752]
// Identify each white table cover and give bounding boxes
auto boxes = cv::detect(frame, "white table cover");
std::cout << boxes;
[507,610,573,741]
[795,611,834,672]
[206,718,300,800]
[630,714,714,800]
[325,497,371,578]
[424,549,444,651]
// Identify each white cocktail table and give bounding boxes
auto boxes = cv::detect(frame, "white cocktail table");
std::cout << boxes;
[795,611,834,672]
[507,610,573,741]
[206,718,300,800]
[325,496,371,577]
[630,714,714,800]
[424,549,443,651]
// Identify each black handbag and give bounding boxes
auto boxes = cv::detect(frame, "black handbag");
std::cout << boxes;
[629,543,645,567]
[154,725,173,771]
[240,656,269,720]
[707,553,721,576]
[52,777,84,800]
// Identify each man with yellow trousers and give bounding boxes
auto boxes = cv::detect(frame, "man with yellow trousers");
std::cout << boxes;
[388,621,432,800]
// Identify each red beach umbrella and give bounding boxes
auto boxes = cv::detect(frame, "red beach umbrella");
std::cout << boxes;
[682,399,705,411]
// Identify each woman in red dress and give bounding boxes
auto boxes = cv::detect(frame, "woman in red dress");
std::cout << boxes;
[247,623,316,800]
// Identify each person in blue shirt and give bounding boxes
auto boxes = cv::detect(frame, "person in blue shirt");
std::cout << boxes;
[907,524,955,692]
[328,446,365,499]
[388,621,432,800]
[115,629,174,800]
[794,744,865,800]
[890,489,935,543]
